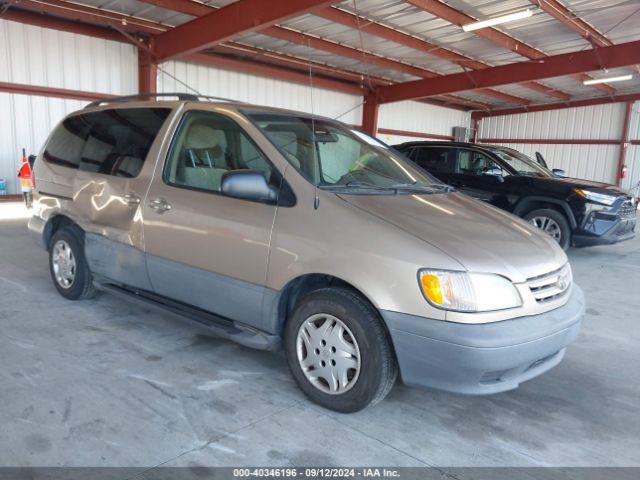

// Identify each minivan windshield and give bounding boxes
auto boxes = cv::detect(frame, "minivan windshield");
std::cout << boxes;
[490,148,553,178]
[246,112,447,193]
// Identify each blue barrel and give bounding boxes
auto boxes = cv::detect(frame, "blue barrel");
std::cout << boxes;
[0,178,7,196]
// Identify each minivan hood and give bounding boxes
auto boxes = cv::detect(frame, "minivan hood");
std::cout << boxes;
[338,191,567,283]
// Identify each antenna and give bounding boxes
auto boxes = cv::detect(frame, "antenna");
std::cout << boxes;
[307,41,320,210]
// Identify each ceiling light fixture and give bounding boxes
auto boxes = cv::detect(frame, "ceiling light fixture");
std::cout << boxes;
[583,74,633,85]
[462,9,533,32]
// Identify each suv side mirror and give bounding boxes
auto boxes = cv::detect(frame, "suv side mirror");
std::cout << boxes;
[552,168,566,177]
[221,170,278,203]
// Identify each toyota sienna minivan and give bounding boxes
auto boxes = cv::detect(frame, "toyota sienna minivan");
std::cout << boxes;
[28,94,585,412]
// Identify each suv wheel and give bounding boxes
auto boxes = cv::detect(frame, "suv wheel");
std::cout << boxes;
[49,226,96,300]
[524,208,571,250]
[284,288,397,412]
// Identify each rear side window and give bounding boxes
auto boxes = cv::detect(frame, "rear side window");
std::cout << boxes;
[413,147,455,174]
[43,108,171,178]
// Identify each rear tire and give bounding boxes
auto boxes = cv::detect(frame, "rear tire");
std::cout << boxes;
[49,225,96,300]
[284,288,397,412]
[524,208,571,250]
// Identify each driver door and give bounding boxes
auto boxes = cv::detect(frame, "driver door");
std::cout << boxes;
[142,109,280,328]
[452,149,510,207]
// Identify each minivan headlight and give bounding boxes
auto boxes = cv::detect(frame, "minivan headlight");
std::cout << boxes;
[418,270,522,312]
[574,188,617,206]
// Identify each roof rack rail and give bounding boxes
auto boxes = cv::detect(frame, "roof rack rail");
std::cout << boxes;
[85,92,200,108]
[85,92,246,108]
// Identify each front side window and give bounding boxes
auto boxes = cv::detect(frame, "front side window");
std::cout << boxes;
[43,108,171,177]
[246,112,442,194]
[164,111,276,193]
[456,149,504,176]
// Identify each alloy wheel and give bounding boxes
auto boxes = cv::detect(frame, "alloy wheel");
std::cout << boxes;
[528,216,562,242]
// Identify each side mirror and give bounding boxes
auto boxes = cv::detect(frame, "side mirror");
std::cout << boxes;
[221,170,278,203]
[552,168,566,177]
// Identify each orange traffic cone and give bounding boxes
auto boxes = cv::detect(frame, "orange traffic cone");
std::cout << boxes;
[17,148,33,208]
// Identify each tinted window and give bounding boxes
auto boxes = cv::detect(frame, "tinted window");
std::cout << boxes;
[43,108,170,177]
[456,149,503,176]
[164,111,276,193]
[413,147,455,174]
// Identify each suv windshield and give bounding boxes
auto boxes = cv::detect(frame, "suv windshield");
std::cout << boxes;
[490,148,553,178]
[246,112,445,193]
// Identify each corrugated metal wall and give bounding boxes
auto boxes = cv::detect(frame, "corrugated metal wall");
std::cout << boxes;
[378,101,471,146]
[478,103,630,186]
[157,61,364,126]
[0,19,137,194]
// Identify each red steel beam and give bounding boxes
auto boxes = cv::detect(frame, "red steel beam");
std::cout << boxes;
[152,0,336,61]
[137,0,210,17]
[13,0,524,106]
[531,0,640,76]
[1,8,126,42]
[184,53,365,95]
[377,128,454,141]
[377,40,640,104]
[315,6,568,101]
[361,92,379,135]
[6,0,164,34]
[477,138,620,145]
[212,43,387,87]
[405,0,615,95]
[473,92,640,118]
[261,28,528,105]
[0,81,113,101]
[5,4,485,110]
[138,48,157,94]
[135,0,531,105]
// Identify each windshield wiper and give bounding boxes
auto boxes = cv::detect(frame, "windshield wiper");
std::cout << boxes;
[321,181,455,194]
[389,182,455,193]
[320,181,397,191]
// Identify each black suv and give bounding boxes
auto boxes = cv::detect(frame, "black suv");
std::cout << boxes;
[394,141,637,249]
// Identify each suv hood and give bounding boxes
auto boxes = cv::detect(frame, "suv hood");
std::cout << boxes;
[533,176,629,196]
[338,191,567,283]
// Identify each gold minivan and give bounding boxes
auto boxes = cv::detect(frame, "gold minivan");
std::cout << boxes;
[29,95,584,412]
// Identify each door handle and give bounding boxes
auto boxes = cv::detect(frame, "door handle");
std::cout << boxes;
[149,198,172,214]
[122,193,141,206]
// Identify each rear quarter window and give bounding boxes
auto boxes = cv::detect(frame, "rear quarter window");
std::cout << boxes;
[43,107,171,178]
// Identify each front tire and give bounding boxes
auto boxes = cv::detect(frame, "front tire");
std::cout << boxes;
[524,208,571,250]
[49,225,96,300]
[284,288,397,412]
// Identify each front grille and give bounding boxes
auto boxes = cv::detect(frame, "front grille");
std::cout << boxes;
[619,200,637,219]
[527,264,572,303]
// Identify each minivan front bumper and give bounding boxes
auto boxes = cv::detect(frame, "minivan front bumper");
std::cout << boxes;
[381,285,584,395]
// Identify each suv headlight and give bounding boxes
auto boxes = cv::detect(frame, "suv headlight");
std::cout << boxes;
[575,188,617,206]
[418,270,522,312]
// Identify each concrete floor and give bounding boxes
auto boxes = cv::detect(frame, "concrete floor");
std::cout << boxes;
[1,203,639,468]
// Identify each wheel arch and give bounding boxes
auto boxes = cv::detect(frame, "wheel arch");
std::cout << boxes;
[513,196,577,229]
[269,273,384,337]
[43,215,82,250]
